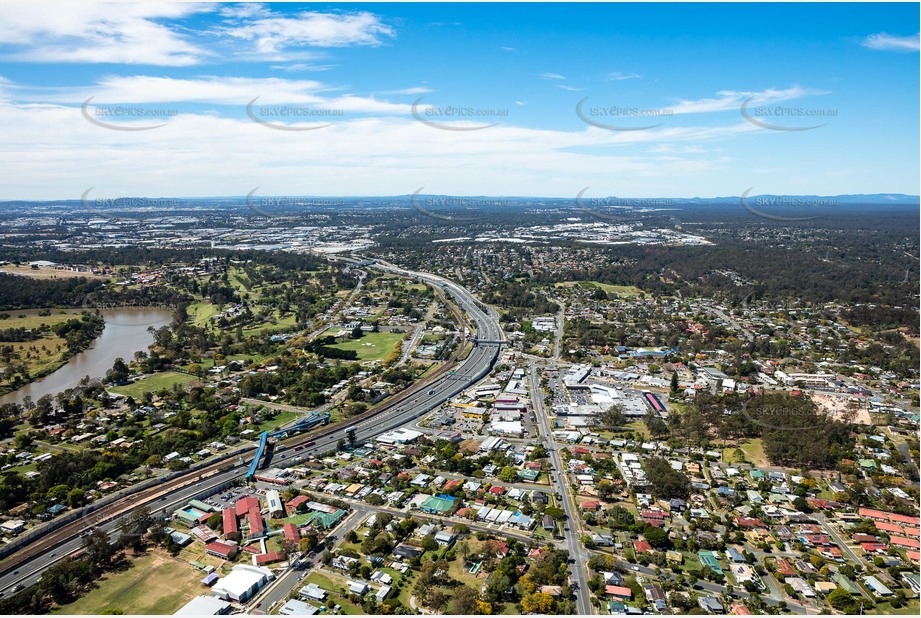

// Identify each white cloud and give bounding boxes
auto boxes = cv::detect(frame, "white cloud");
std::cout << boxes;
[382,87,432,95]
[270,63,337,72]
[556,85,585,92]
[649,144,708,154]
[667,86,829,115]
[0,3,210,66]
[540,72,566,80]
[501,46,516,52]
[861,32,920,52]
[221,10,395,53]
[25,75,413,117]
[0,90,768,199]
[608,71,641,81]
[218,3,271,20]
[515,101,527,107]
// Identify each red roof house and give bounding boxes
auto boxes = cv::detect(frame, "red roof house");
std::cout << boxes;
[634,540,653,554]
[605,585,632,599]
[283,523,300,543]
[255,551,285,565]
[222,508,238,537]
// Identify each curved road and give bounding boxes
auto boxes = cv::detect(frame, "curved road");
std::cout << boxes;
[0,261,503,599]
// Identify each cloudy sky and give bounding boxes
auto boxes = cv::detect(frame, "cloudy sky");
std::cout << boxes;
[0,1,918,200]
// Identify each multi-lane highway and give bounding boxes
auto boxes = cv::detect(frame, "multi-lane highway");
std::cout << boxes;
[0,260,503,598]
[0,464,246,596]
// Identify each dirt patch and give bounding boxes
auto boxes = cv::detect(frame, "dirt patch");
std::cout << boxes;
[458,439,482,454]
[811,393,872,425]
[0,264,107,280]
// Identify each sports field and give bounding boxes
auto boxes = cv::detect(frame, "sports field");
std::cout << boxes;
[328,331,403,362]
[52,552,201,615]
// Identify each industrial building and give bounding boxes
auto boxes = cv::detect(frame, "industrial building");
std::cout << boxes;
[211,564,275,602]
[375,428,423,445]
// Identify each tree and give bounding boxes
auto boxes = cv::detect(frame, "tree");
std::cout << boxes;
[671,372,679,393]
[644,526,669,548]
[83,529,117,568]
[498,466,518,483]
[827,588,857,613]
[644,456,690,500]
[645,411,669,438]
[118,506,153,551]
[609,505,635,530]
[597,404,626,430]
[206,512,223,530]
[422,534,438,552]
[106,357,130,384]
[67,487,86,508]
[447,585,479,615]
[520,591,554,614]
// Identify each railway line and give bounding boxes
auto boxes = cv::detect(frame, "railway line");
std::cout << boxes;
[0,262,502,597]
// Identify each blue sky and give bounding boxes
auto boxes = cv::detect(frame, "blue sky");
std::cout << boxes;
[0,1,917,199]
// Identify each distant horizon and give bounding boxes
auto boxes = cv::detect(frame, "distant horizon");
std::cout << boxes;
[1,191,919,203]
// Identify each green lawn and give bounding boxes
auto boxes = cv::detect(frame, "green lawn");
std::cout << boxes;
[242,312,298,336]
[328,332,404,362]
[253,409,300,432]
[722,447,748,464]
[187,301,219,325]
[52,552,203,615]
[302,571,365,614]
[678,553,704,574]
[739,439,768,467]
[0,309,87,329]
[587,282,645,298]
[109,371,198,398]
[447,540,490,590]
[878,599,920,615]
[624,421,651,438]
[555,281,644,298]
[0,310,89,391]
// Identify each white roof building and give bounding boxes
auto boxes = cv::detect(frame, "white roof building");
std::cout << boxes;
[279,599,318,615]
[266,490,283,516]
[489,420,523,436]
[299,583,327,601]
[211,564,274,602]
[175,595,232,615]
[375,428,423,445]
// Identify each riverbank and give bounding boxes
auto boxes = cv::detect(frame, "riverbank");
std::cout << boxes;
[0,308,173,406]
[0,310,105,398]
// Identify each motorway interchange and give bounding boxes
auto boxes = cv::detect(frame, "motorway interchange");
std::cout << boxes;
[0,261,597,613]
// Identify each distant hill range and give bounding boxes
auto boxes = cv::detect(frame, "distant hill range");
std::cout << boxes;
[0,193,917,210]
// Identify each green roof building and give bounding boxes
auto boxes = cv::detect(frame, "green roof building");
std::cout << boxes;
[305,509,346,529]
[518,469,540,482]
[698,550,724,575]
[420,495,456,514]
[832,574,861,595]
